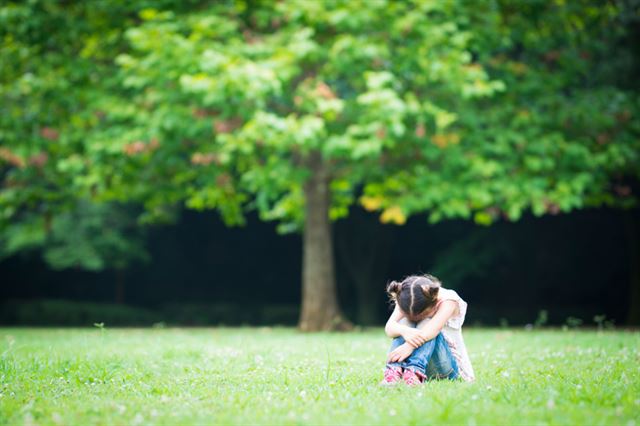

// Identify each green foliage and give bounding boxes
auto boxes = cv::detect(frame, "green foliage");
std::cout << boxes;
[0,200,149,272]
[42,200,149,271]
[96,0,512,231]
[565,316,583,329]
[0,0,159,269]
[1,0,638,245]
[534,309,549,328]
[0,328,638,425]
[593,314,615,331]
[0,0,136,228]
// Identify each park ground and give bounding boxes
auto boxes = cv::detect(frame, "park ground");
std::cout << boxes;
[1,327,639,425]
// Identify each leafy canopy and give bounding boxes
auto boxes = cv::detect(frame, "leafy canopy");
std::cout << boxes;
[1,0,638,240]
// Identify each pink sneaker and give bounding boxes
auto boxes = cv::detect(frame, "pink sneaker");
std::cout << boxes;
[402,368,425,386]
[381,366,403,386]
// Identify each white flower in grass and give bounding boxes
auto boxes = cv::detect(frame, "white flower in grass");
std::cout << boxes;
[51,412,64,425]
[389,409,397,416]
[24,413,35,426]
[132,414,144,426]
[546,399,555,409]
[501,371,510,378]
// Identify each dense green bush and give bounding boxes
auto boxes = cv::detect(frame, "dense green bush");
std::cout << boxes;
[2,299,616,328]
[0,299,160,326]
[0,300,300,326]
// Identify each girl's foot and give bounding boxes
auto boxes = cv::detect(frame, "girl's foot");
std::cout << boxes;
[381,366,403,386]
[402,368,425,386]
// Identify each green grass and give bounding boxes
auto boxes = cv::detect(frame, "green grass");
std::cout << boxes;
[1,328,639,425]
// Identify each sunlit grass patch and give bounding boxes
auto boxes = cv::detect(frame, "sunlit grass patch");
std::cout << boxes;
[1,328,639,425]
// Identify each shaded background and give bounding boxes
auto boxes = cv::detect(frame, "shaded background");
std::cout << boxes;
[1,204,635,327]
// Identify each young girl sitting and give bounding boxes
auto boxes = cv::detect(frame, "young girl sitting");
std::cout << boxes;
[381,273,475,385]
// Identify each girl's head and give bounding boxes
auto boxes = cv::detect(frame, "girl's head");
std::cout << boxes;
[386,274,442,321]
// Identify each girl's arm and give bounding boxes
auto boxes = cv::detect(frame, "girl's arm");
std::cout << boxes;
[387,300,459,363]
[384,304,411,338]
[416,300,458,341]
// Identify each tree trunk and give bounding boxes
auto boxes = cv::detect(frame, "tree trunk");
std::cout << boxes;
[299,150,349,331]
[115,269,125,304]
[624,210,640,325]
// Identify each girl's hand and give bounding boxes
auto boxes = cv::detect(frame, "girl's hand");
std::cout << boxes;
[402,327,428,348]
[387,343,414,363]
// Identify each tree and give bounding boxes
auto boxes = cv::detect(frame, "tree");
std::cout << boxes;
[2,1,638,329]
[79,0,511,330]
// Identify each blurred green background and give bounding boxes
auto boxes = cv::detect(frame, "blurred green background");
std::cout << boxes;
[1,0,639,329]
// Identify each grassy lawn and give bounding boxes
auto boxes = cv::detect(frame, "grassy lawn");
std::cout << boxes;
[1,327,639,425]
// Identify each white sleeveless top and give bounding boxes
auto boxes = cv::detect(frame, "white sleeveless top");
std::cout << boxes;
[417,287,475,382]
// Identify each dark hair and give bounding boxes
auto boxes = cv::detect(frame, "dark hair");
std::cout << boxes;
[386,273,441,318]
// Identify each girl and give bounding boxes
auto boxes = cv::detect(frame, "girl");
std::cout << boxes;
[381,273,475,386]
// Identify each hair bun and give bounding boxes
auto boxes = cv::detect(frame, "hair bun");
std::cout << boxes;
[420,284,439,301]
[386,280,402,298]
